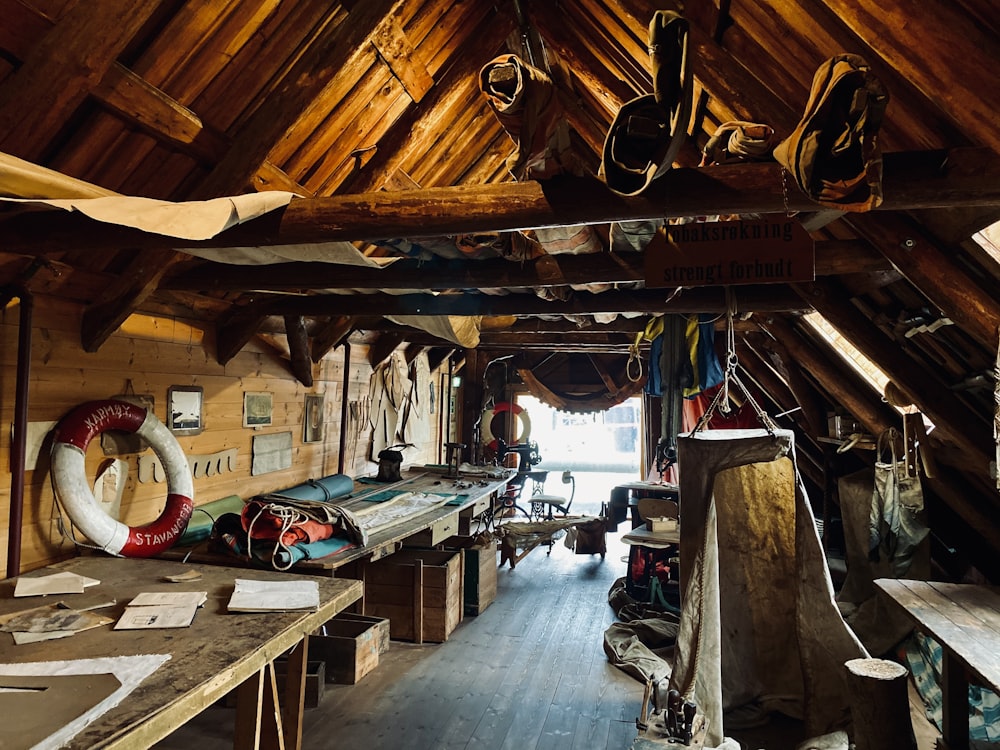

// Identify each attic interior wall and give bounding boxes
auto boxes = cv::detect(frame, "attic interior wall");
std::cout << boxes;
[0,296,443,578]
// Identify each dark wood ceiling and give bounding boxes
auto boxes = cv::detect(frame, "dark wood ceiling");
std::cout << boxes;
[2,0,1000,577]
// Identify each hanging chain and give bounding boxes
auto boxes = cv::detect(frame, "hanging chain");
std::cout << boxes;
[691,288,777,435]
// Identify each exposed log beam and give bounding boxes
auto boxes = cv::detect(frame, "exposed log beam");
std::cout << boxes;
[368,332,404,369]
[310,316,355,362]
[217,285,809,319]
[845,213,1000,349]
[162,239,888,293]
[743,331,827,438]
[284,315,313,387]
[216,306,268,365]
[755,314,899,438]
[80,248,180,353]
[793,279,994,477]
[3,148,998,255]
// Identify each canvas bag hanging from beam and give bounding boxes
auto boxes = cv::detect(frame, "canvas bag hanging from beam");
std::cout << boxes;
[669,428,867,747]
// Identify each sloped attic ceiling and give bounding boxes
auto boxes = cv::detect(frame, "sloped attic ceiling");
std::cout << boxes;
[1,0,1000,576]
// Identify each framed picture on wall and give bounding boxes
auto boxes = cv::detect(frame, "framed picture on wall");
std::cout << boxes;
[303,393,324,443]
[243,391,273,428]
[167,386,203,436]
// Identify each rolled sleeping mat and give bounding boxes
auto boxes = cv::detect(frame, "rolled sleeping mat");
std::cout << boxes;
[271,473,355,502]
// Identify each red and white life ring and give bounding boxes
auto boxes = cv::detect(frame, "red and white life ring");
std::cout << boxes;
[481,401,531,450]
[51,400,194,557]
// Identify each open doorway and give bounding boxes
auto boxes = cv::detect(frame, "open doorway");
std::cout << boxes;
[515,395,643,515]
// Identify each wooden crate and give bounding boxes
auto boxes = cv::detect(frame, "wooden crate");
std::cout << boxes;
[365,548,463,643]
[464,544,497,615]
[310,614,387,685]
[444,535,497,616]
[329,612,390,655]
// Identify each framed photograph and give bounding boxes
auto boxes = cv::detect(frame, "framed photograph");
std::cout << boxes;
[303,393,324,443]
[167,386,203,436]
[243,391,273,428]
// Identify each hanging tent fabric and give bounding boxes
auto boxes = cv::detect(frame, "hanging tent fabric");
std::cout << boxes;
[669,428,867,747]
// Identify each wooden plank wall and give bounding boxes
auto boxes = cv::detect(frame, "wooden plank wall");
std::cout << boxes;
[0,295,444,576]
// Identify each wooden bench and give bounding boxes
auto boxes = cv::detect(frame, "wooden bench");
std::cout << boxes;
[875,579,1000,750]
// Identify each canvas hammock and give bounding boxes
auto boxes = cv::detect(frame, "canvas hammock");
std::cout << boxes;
[670,428,867,747]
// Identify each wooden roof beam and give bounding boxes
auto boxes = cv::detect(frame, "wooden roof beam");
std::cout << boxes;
[793,278,995,478]
[162,239,889,293]
[0,0,162,160]
[4,148,998,255]
[223,285,809,318]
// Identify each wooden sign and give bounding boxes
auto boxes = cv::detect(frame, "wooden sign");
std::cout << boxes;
[644,218,815,287]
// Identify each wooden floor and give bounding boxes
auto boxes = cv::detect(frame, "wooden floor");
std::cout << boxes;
[154,499,943,750]
[155,527,647,750]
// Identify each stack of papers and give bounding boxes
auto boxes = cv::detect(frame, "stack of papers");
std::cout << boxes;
[227,579,319,612]
[114,591,207,630]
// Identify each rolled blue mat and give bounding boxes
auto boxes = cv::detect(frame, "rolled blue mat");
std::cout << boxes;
[271,473,355,502]
[273,535,356,567]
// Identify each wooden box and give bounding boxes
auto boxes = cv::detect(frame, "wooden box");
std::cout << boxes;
[444,535,497,616]
[310,613,387,685]
[464,544,497,615]
[365,549,464,643]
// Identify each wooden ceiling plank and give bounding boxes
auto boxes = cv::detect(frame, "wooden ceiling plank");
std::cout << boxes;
[192,0,404,200]
[823,0,1000,156]
[0,0,162,161]
[193,2,342,134]
[371,14,433,103]
[338,10,515,193]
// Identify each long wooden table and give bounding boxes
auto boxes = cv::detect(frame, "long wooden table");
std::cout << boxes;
[0,556,361,750]
[875,578,1000,750]
[168,468,513,577]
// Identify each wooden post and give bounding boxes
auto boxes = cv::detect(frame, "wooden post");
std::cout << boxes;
[845,658,917,750]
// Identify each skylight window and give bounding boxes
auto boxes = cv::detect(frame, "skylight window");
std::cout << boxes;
[801,311,890,396]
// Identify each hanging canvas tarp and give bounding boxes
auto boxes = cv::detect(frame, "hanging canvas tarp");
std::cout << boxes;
[669,428,867,748]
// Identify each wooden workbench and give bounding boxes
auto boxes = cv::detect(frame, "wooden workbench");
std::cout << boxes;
[0,555,362,750]
[875,578,1000,750]
[167,468,513,576]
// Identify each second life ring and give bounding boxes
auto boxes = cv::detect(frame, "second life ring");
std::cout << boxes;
[481,401,531,451]
[50,399,194,557]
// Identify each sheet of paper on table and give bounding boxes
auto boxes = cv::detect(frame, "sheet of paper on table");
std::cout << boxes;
[127,591,207,608]
[114,604,200,630]
[13,571,101,598]
[227,578,319,612]
[114,590,208,630]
